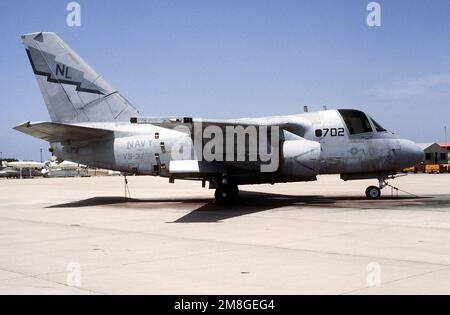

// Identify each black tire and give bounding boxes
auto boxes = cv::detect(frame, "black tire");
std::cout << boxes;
[231,185,239,199]
[365,186,381,200]
[214,184,239,204]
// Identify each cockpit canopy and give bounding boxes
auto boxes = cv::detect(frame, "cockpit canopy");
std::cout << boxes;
[338,109,387,135]
[370,117,387,132]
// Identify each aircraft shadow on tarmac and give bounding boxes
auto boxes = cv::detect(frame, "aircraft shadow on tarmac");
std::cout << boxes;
[46,191,449,223]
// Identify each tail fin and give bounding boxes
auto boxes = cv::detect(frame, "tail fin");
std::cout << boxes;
[21,32,140,123]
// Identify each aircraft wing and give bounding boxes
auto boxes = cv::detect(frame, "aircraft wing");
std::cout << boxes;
[131,115,311,137]
[14,121,114,144]
[131,115,313,173]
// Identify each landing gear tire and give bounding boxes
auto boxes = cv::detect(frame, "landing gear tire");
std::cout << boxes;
[366,186,381,200]
[230,185,239,199]
[215,184,239,204]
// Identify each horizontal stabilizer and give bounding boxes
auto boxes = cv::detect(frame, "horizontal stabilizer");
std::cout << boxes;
[14,121,113,144]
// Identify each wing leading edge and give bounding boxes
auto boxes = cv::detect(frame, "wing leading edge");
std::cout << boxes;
[14,121,114,144]
[131,115,312,138]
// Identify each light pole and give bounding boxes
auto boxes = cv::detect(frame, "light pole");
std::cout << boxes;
[445,126,448,145]
[40,149,43,163]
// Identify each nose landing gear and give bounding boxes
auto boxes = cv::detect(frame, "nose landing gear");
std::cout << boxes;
[365,174,415,200]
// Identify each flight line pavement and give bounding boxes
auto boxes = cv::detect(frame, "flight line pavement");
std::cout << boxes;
[0,174,449,294]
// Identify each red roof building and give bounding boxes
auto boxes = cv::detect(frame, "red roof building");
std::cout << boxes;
[440,143,450,150]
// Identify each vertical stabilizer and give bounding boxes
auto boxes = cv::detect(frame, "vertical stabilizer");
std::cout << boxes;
[22,32,140,123]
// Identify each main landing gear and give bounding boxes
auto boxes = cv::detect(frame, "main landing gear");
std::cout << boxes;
[214,178,239,204]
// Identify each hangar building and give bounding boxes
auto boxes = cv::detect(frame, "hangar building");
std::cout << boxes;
[418,143,449,164]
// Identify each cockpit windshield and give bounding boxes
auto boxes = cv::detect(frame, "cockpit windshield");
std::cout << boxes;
[338,109,373,135]
[369,117,387,132]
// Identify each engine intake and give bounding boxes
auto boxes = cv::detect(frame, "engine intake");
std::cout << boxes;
[281,139,321,178]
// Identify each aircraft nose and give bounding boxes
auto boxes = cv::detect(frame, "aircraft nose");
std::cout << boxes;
[397,140,425,168]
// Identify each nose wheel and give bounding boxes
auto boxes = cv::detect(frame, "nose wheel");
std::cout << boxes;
[365,186,381,199]
[365,177,390,200]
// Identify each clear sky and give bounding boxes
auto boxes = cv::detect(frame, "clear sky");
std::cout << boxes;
[1,0,449,161]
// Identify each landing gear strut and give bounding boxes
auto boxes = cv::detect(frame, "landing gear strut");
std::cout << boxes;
[214,179,239,204]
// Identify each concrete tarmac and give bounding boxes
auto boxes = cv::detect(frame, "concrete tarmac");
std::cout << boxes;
[0,174,450,295]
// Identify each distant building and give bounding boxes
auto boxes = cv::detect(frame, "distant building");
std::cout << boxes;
[418,143,449,164]
[440,143,450,159]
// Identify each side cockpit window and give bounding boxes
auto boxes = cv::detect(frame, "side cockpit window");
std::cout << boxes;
[370,117,387,132]
[338,109,373,135]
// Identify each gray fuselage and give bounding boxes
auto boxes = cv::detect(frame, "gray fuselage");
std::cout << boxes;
[50,109,424,186]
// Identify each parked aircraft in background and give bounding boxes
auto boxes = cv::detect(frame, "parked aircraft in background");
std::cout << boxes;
[0,162,44,179]
[0,159,88,179]
[43,160,87,178]
[14,32,424,202]
[0,167,22,179]
[7,161,45,169]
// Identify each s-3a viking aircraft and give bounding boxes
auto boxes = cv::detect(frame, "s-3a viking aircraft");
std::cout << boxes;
[15,32,424,203]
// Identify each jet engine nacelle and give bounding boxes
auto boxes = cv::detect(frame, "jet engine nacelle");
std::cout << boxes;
[281,139,321,178]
